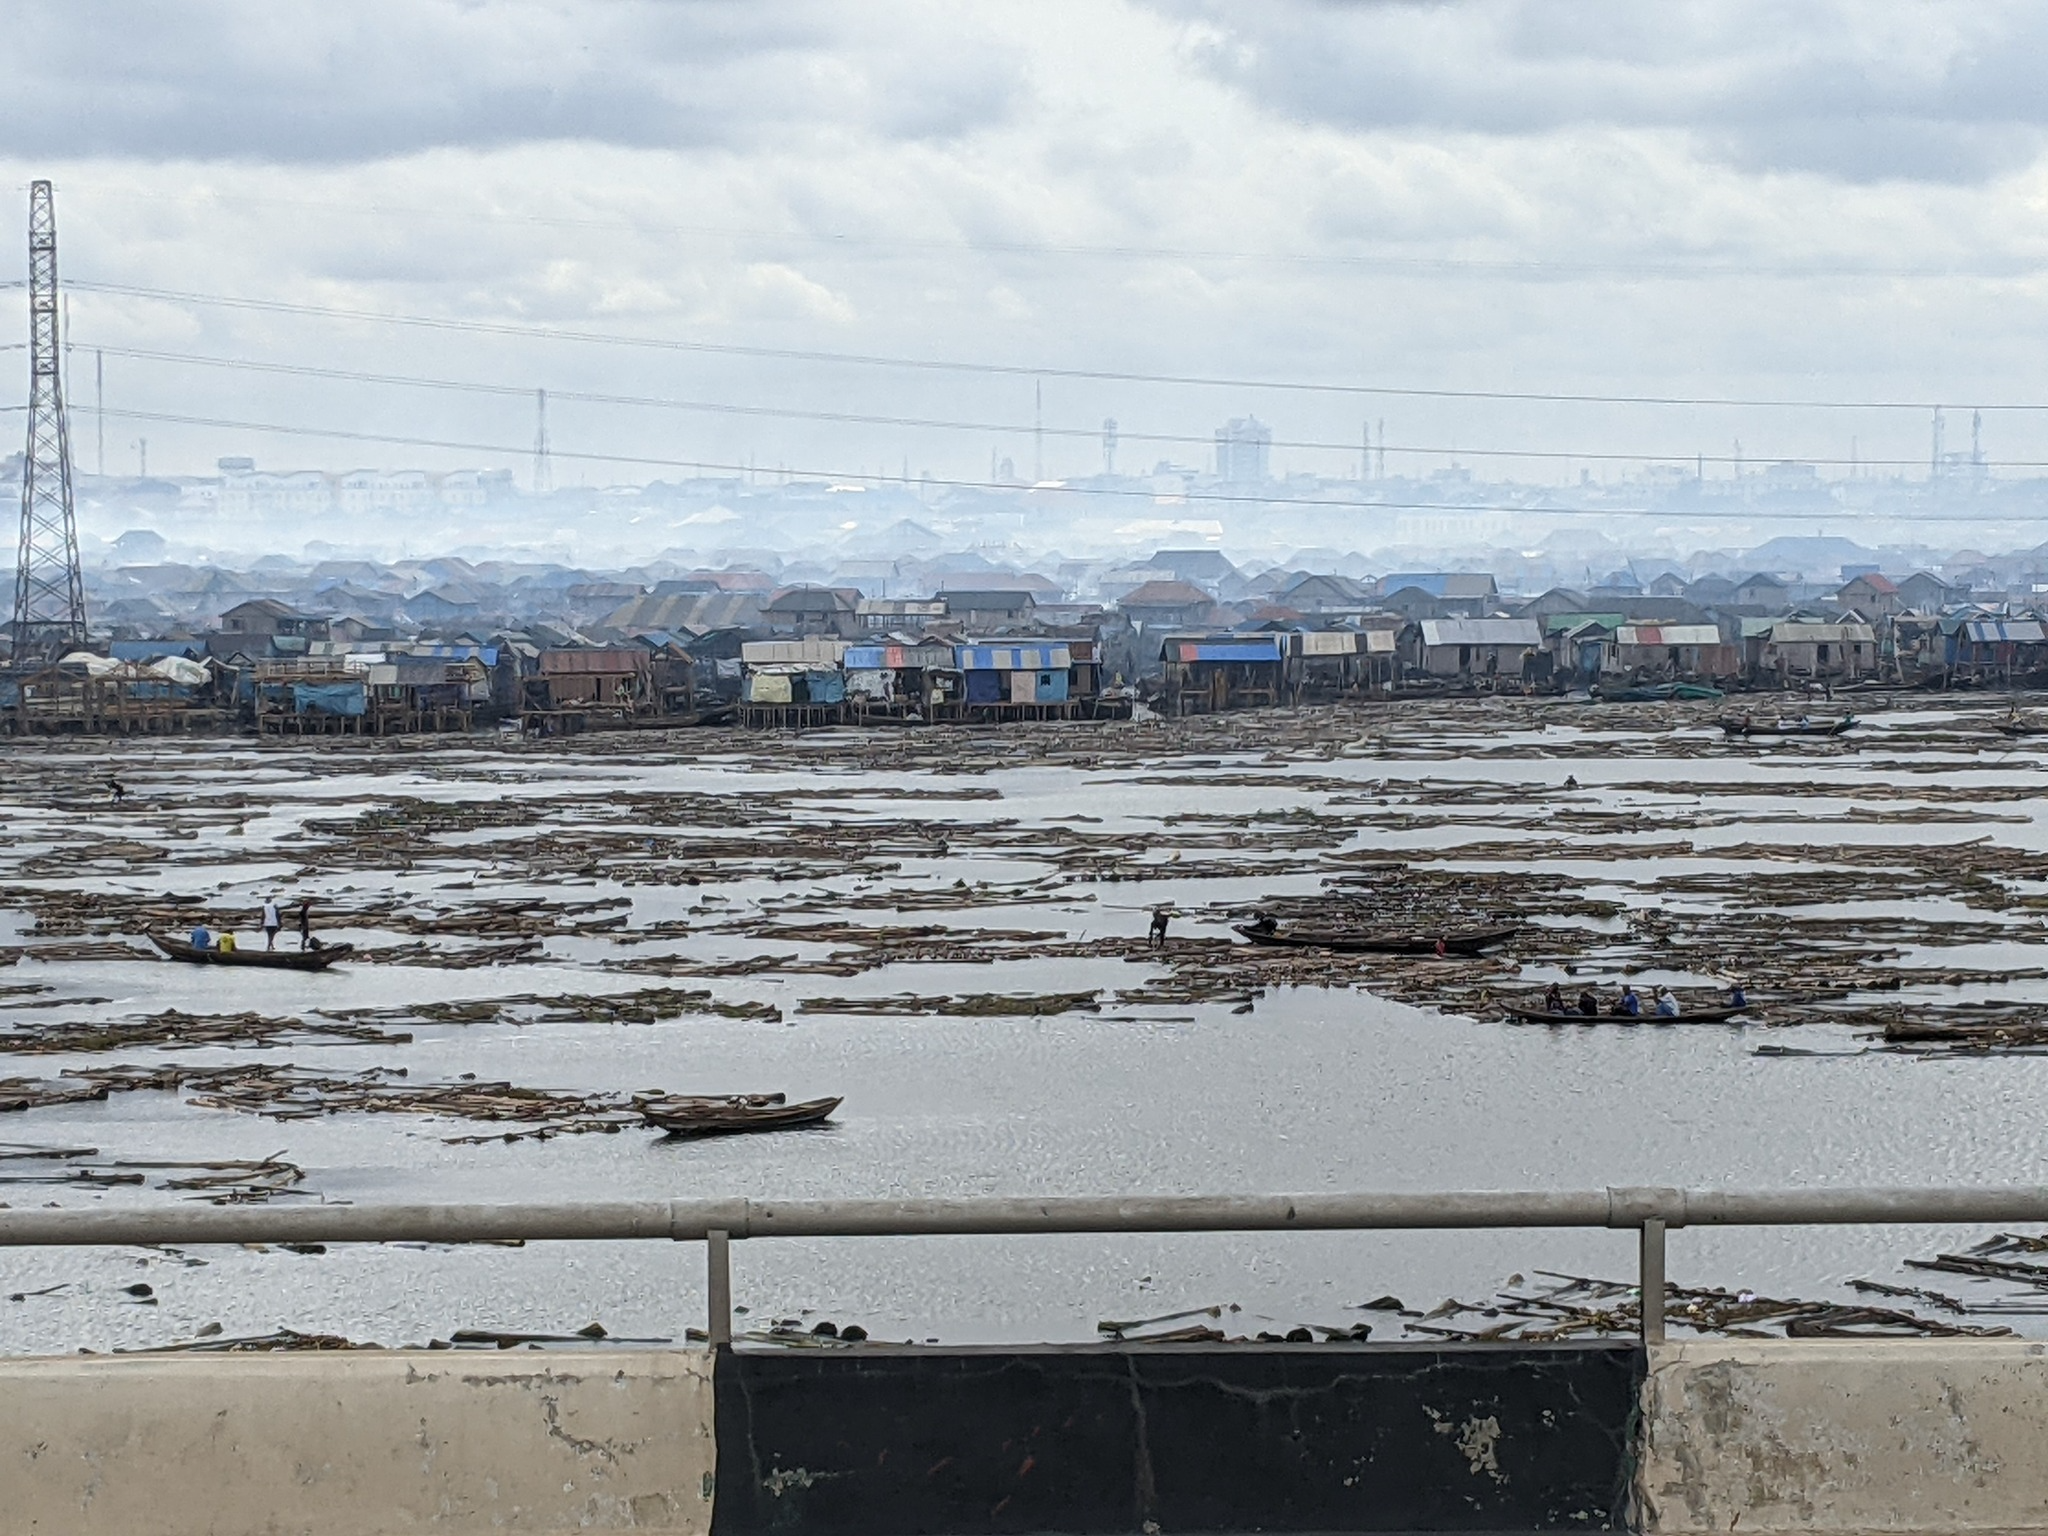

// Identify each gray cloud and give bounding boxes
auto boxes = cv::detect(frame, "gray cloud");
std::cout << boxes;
[0,0,1023,163]
[1164,0,2048,183]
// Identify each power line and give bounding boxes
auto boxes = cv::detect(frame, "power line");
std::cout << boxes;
[68,279,2042,413]
[79,186,2016,281]
[73,342,2048,469]
[84,403,2048,524]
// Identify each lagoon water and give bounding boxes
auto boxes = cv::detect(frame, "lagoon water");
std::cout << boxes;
[2,700,2046,1350]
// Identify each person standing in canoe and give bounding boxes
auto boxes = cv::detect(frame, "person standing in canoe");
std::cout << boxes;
[1148,907,1171,948]
[260,896,282,951]
[296,899,313,952]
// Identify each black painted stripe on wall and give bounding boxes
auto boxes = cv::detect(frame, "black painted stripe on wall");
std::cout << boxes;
[712,1341,1643,1535]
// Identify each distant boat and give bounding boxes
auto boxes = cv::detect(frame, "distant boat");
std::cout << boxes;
[1995,718,2048,738]
[1718,715,1856,738]
[1601,682,1725,702]
[1499,999,1751,1024]
[1234,923,1517,956]
[149,933,353,970]
[638,1093,841,1137]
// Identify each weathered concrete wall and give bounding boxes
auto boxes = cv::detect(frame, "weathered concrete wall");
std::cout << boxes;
[1641,1339,2048,1535]
[0,1348,716,1534]
[714,1341,1641,1534]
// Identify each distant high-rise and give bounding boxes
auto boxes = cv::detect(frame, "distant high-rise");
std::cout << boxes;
[1213,416,1271,482]
[11,180,86,663]
[1101,418,1118,476]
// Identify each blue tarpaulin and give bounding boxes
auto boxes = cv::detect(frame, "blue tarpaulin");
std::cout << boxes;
[292,681,366,716]
[964,670,1002,704]
[1173,641,1283,663]
[801,669,845,704]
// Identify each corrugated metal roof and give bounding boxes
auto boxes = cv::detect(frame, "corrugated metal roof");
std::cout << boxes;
[1297,631,1358,656]
[741,639,846,665]
[956,644,1072,671]
[1418,619,1542,648]
[1964,620,2048,643]
[843,644,955,670]
[1542,613,1624,635]
[1616,625,1723,647]
[1381,573,1498,598]
[540,648,647,674]
[1171,640,1284,664]
[1766,622,1875,644]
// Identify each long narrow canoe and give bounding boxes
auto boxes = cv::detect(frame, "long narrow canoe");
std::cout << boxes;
[1718,716,1856,738]
[1995,720,2048,737]
[638,1093,841,1137]
[1234,923,1518,956]
[149,933,354,970]
[1500,1001,1750,1024]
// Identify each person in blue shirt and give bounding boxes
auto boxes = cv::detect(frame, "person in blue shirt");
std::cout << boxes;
[1727,981,1748,1009]
[188,924,212,951]
[1619,985,1641,1017]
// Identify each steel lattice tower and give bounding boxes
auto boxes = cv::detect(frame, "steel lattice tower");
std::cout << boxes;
[11,180,85,663]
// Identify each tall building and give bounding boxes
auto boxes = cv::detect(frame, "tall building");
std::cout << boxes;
[1213,416,1271,482]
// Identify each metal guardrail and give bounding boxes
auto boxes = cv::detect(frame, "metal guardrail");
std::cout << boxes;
[5,1187,2046,1345]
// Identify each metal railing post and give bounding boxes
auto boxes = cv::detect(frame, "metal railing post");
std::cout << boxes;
[706,1229,732,1348]
[1639,1218,1666,1343]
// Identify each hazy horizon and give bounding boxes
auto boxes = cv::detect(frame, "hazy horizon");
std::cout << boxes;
[10,1,2048,562]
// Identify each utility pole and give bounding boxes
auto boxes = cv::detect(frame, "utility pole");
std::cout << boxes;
[1930,406,1945,481]
[94,349,103,477]
[1102,418,1117,476]
[1376,418,1386,480]
[532,388,552,495]
[12,180,86,662]
[1033,379,1043,483]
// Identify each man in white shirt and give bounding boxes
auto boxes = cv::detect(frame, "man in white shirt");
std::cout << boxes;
[261,897,282,951]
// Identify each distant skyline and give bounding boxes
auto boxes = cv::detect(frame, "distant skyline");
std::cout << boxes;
[9,0,2048,547]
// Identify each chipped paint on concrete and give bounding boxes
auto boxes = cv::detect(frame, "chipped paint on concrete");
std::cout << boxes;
[0,1348,716,1534]
[1640,1339,2048,1535]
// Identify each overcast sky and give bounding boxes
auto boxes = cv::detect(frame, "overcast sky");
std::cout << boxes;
[8,0,2048,495]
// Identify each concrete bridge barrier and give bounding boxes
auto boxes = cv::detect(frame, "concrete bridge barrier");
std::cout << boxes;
[10,1334,2048,1533]
[1639,1339,2048,1536]
[0,1348,716,1534]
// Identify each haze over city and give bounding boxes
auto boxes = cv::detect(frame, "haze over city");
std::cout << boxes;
[10,1,2048,572]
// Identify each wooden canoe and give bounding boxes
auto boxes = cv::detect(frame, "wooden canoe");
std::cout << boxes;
[1500,1001,1750,1024]
[1718,716,1856,738]
[638,1093,841,1137]
[1234,923,1518,956]
[149,933,354,970]
[1995,720,2048,737]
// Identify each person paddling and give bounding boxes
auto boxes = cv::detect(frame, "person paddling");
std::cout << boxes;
[296,899,313,952]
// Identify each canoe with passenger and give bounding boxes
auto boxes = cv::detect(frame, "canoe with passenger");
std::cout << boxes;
[149,932,354,970]
[1717,714,1857,738]
[1234,920,1518,956]
[637,1092,841,1137]
[1499,982,1753,1024]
